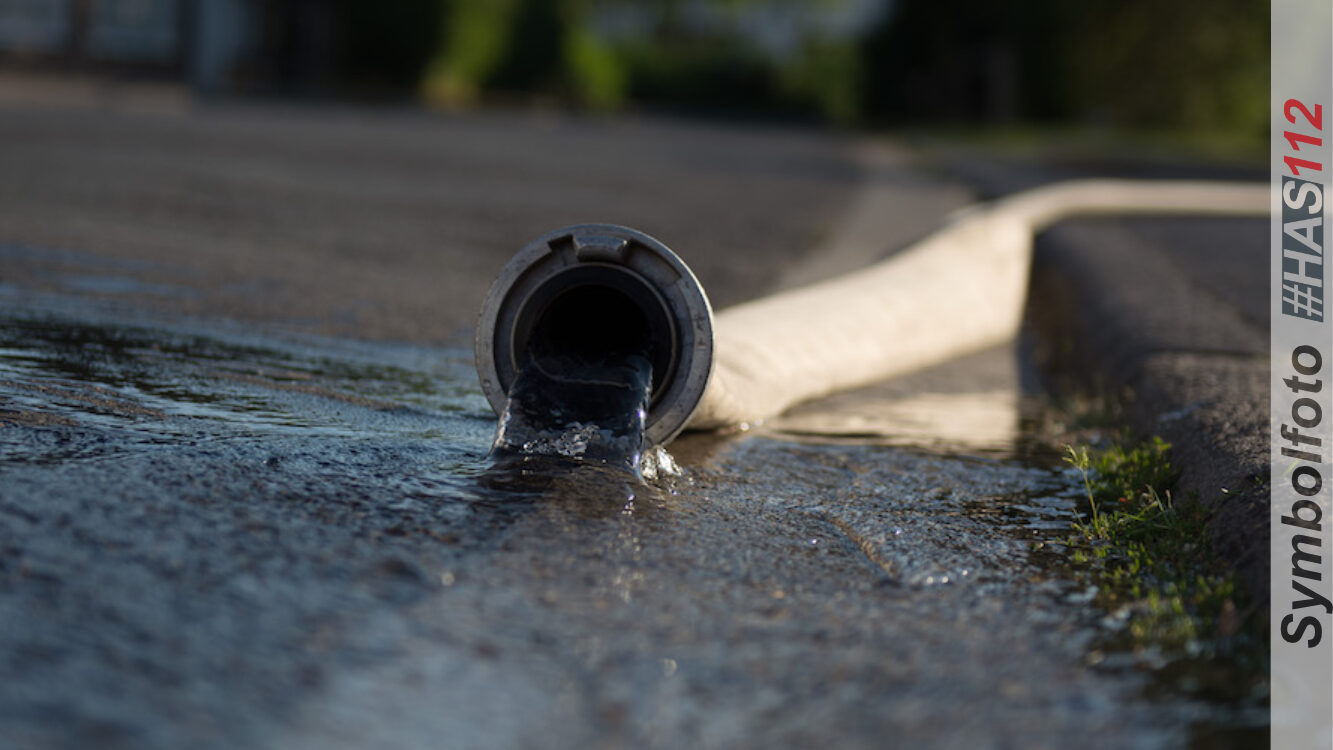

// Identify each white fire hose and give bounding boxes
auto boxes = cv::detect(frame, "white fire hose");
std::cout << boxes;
[687,179,1268,429]
[475,179,1267,444]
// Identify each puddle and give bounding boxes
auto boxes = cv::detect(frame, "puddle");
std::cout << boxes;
[0,294,1262,748]
[768,389,1023,453]
[762,344,1053,459]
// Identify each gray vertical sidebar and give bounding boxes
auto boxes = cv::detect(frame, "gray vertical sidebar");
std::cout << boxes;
[1273,2,1333,748]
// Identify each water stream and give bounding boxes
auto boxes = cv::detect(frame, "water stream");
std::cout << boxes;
[0,293,1264,749]
[490,352,653,473]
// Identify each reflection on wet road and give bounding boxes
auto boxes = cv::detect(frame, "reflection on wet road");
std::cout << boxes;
[0,296,1255,749]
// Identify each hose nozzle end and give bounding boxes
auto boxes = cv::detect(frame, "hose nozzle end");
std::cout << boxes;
[475,224,714,446]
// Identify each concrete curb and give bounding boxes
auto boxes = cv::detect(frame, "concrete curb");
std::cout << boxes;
[1024,216,1269,606]
[931,148,1270,604]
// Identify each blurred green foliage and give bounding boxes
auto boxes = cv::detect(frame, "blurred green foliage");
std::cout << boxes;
[332,0,1267,141]
[1063,0,1267,138]
[415,0,858,120]
[420,0,520,105]
[416,0,628,110]
[861,0,1267,141]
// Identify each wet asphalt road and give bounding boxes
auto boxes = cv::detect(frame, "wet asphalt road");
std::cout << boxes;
[0,102,1262,747]
[0,300,1221,749]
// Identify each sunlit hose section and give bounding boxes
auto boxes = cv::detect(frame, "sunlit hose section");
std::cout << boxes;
[686,179,1268,430]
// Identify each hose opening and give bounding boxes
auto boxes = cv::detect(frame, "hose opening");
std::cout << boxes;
[475,224,714,448]
[512,266,676,404]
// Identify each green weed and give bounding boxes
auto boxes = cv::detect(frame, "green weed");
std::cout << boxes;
[1061,438,1256,656]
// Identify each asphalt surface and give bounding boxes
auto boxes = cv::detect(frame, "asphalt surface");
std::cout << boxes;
[0,99,1268,747]
[0,102,863,342]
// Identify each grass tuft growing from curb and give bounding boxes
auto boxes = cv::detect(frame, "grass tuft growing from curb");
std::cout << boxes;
[1062,438,1260,660]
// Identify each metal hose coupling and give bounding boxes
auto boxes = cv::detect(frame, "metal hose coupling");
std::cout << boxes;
[474,224,714,446]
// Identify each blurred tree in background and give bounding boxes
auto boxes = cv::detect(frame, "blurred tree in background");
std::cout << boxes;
[320,0,1265,141]
[417,0,624,110]
[860,0,1267,141]
[603,0,864,123]
[1060,0,1267,138]
[416,0,861,121]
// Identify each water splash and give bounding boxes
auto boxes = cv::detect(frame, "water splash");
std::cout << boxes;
[489,351,654,474]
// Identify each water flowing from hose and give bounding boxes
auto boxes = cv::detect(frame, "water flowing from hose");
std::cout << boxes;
[490,352,654,473]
